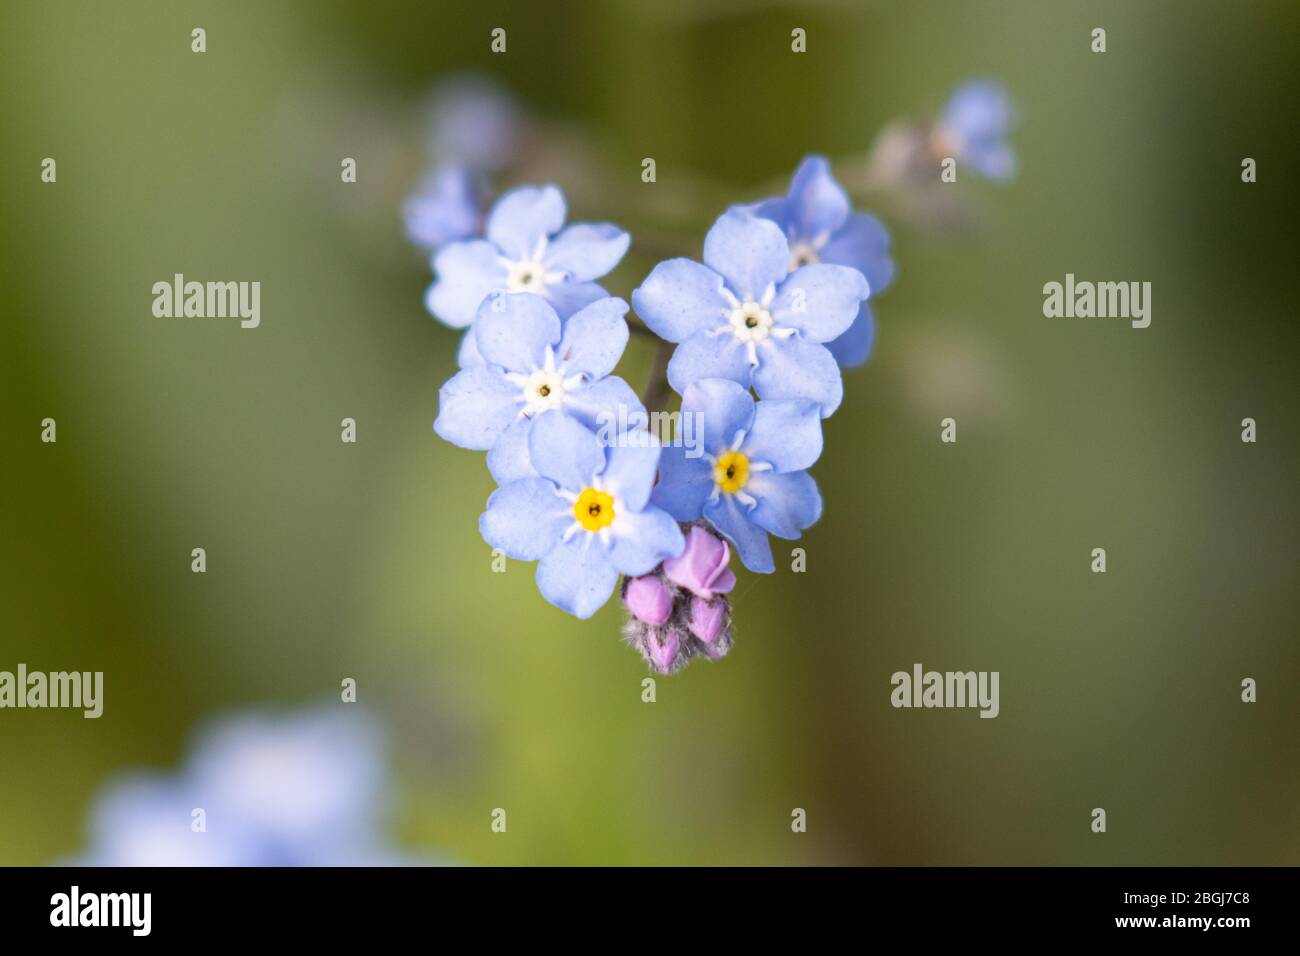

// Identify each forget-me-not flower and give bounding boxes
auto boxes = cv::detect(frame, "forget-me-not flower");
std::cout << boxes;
[434,292,645,483]
[481,412,684,619]
[404,166,484,251]
[650,378,823,573]
[425,74,522,172]
[742,155,895,369]
[934,80,1018,183]
[68,707,423,866]
[631,210,867,417]
[426,185,630,335]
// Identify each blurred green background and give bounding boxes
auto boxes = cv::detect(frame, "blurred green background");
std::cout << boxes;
[2,0,1297,865]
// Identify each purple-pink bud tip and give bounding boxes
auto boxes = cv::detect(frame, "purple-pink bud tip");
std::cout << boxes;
[688,596,727,645]
[624,574,672,626]
[663,526,737,600]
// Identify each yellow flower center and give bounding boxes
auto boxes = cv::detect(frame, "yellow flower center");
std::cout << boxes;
[573,488,615,531]
[713,451,750,494]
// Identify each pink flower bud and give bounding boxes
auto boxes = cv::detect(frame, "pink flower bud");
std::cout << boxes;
[662,526,737,600]
[688,596,727,645]
[623,575,672,626]
[646,627,682,674]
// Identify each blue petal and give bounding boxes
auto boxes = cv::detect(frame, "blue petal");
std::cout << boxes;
[680,377,755,456]
[966,142,1017,182]
[555,297,629,378]
[631,258,729,342]
[544,279,612,320]
[480,478,570,560]
[608,506,684,576]
[770,264,868,341]
[735,196,794,234]
[433,366,521,450]
[600,441,661,512]
[752,338,844,417]
[473,292,561,372]
[426,240,507,329]
[649,445,713,521]
[667,330,754,396]
[820,213,895,295]
[563,375,645,437]
[825,303,876,369]
[528,410,604,492]
[544,223,631,281]
[486,417,537,483]
[742,399,823,472]
[746,470,822,539]
[943,80,1016,144]
[535,534,621,619]
[702,211,789,301]
[456,328,486,368]
[486,184,566,260]
[403,167,482,250]
[704,495,774,573]
[787,155,851,238]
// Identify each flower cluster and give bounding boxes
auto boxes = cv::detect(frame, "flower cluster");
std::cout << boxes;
[413,79,1013,672]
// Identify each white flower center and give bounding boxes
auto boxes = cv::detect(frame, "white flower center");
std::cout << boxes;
[503,345,586,417]
[505,257,550,294]
[728,301,775,344]
[788,241,820,271]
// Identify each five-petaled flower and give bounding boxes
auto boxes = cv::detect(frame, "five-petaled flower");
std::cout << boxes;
[631,210,868,417]
[434,293,645,483]
[933,80,1018,183]
[426,185,631,348]
[481,413,685,619]
[741,155,895,369]
[651,378,823,573]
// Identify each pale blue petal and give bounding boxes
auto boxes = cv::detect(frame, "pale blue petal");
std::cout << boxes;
[820,213,895,295]
[752,338,844,417]
[457,328,486,368]
[544,223,631,281]
[528,410,604,492]
[555,297,629,378]
[787,155,851,238]
[472,292,561,372]
[679,377,755,456]
[704,495,774,573]
[479,478,570,561]
[608,507,684,576]
[649,445,713,521]
[770,264,868,341]
[667,330,754,396]
[825,303,876,369]
[426,240,507,329]
[735,196,793,233]
[600,441,661,512]
[403,167,481,250]
[535,534,620,619]
[486,417,537,483]
[562,376,645,437]
[967,142,1017,182]
[702,211,789,301]
[742,399,823,473]
[544,279,611,320]
[486,184,566,260]
[746,470,822,539]
[433,367,522,450]
[631,258,730,342]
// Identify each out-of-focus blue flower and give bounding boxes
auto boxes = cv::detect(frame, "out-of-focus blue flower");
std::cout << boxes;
[936,80,1018,182]
[69,708,425,866]
[403,166,484,251]
[434,293,645,483]
[632,211,867,417]
[480,413,684,618]
[425,74,522,172]
[651,378,822,574]
[741,155,894,369]
[425,185,630,336]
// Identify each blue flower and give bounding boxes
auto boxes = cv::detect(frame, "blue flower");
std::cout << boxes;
[631,210,867,417]
[434,293,645,483]
[425,185,630,336]
[403,166,483,251]
[650,378,823,574]
[741,155,894,369]
[936,80,1018,183]
[425,74,522,172]
[481,413,685,618]
[68,708,430,866]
